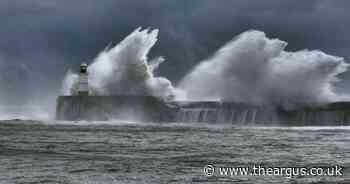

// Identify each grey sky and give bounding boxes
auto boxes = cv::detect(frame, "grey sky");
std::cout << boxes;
[0,0,349,103]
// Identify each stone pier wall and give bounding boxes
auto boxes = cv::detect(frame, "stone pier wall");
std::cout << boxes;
[56,96,350,125]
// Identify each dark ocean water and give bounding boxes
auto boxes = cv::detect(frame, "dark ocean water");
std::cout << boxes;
[0,120,349,184]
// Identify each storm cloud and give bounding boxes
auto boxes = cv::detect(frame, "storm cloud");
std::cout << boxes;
[0,0,350,105]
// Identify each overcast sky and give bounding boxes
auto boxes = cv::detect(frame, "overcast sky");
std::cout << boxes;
[0,0,349,104]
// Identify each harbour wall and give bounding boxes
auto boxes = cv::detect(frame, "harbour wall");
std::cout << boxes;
[56,96,350,125]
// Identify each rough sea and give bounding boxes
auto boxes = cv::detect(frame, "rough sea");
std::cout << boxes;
[0,120,349,184]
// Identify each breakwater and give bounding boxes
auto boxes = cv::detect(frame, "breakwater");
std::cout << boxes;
[56,96,350,125]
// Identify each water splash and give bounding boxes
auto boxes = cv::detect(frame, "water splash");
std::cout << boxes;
[62,29,349,109]
[63,27,180,101]
[179,30,349,109]
[61,69,79,95]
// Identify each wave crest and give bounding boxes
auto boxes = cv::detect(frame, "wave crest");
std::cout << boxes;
[179,30,349,109]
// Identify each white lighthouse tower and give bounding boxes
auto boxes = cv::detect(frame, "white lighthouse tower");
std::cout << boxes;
[78,63,89,96]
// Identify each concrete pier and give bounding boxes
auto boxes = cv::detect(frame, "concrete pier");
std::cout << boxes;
[56,96,350,125]
[56,96,176,121]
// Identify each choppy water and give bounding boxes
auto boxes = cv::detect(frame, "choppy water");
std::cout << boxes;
[0,120,349,184]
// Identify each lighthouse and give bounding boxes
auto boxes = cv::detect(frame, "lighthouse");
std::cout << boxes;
[78,63,89,96]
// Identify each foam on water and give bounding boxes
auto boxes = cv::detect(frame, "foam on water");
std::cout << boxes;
[0,105,51,121]
[250,126,350,131]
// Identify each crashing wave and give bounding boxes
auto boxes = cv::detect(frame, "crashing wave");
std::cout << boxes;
[62,27,179,101]
[179,30,349,109]
[62,29,349,109]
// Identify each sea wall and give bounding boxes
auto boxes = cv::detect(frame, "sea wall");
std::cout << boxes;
[56,96,350,125]
[56,96,175,121]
